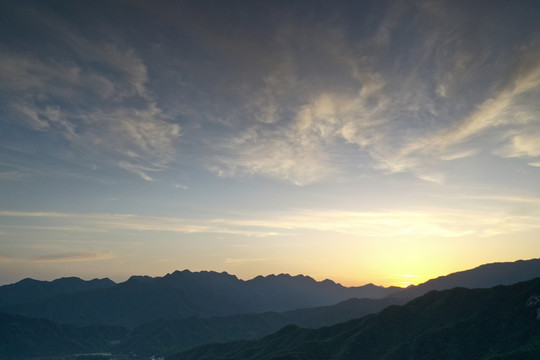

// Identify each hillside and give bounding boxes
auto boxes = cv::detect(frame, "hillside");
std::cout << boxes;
[0,313,127,359]
[0,296,403,358]
[117,296,405,356]
[170,277,540,360]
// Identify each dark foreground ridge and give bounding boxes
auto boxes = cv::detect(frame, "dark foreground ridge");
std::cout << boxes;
[0,313,127,358]
[169,277,540,360]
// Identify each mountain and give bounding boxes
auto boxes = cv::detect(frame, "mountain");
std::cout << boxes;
[169,277,540,360]
[3,259,540,358]
[117,297,405,356]
[0,277,116,307]
[392,258,540,300]
[0,312,127,359]
[0,297,404,358]
[0,270,398,327]
[2,259,539,328]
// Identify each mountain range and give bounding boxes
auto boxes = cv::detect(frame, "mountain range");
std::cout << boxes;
[1,258,540,359]
[170,277,540,360]
[390,259,540,300]
[0,270,399,327]
[0,277,115,307]
[0,296,405,358]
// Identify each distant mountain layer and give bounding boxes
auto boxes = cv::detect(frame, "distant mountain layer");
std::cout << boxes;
[392,258,540,299]
[0,271,399,327]
[0,297,404,358]
[169,277,540,360]
[0,277,116,307]
[0,313,127,358]
[117,297,406,356]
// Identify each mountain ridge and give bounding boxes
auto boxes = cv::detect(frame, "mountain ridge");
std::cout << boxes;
[0,276,116,307]
[169,277,540,360]
[0,270,398,327]
[2,259,540,327]
[392,258,540,299]
[2,259,540,358]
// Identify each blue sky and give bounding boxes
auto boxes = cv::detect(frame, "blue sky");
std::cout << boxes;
[1,0,539,286]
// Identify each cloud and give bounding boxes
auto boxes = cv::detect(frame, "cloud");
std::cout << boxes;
[30,251,114,263]
[208,81,391,185]
[118,162,158,181]
[0,51,115,99]
[439,150,478,161]
[197,2,493,185]
[95,44,148,98]
[498,133,540,158]
[1,0,538,187]
[427,62,538,151]
[85,103,181,164]
[208,131,335,186]
[465,194,540,204]
[0,252,113,263]
[0,256,14,263]
[375,57,540,178]
[1,40,180,181]
[224,257,277,265]
[0,171,29,182]
[0,211,284,238]
[3,206,538,241]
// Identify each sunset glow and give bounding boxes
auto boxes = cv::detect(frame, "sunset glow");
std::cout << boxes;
[1,0,539,287]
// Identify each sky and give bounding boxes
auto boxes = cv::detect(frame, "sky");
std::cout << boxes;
[0,0,539,287]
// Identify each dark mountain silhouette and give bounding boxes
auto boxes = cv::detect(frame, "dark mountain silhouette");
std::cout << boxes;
[2,259,540,328]
[0,270,398,327]
[0,277,116,307]
[117,296,405,356]
[392,258,540,300]
[2,259,540,358]
[0,312,127,358]
[0,297,403,358]
[169,277,540,360]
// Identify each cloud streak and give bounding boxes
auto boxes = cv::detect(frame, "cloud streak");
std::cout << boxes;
[2,206,539,240]
[30,251,114,263]
[0,252,113,264]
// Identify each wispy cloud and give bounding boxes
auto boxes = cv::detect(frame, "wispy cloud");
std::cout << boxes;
[0,252,113,264]
[0,211,283,238]
[498,133,540,158]
[0,256,14,263]
[224,257,279,265]
[2,1,537,187]
[197,2,540,185]
[1,39,180,182]
[0,171,29,182]
[30,251,114,263]
[2,206,539,240]
[118,161,159,182]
